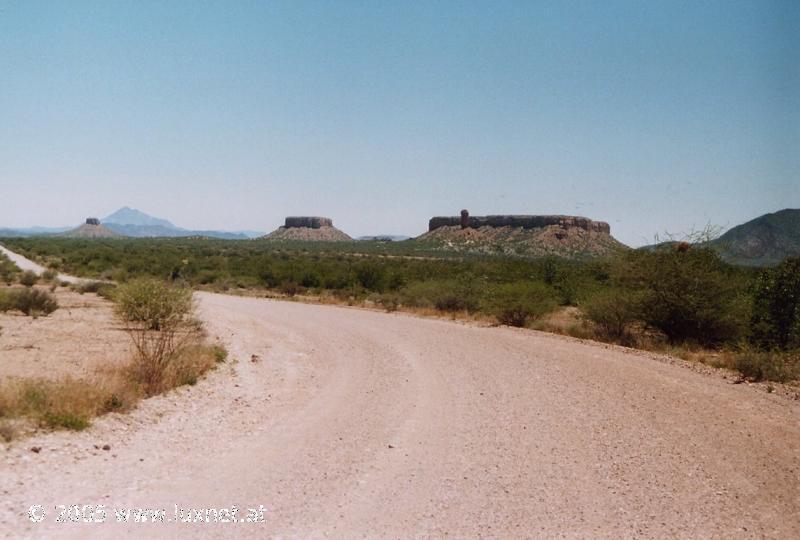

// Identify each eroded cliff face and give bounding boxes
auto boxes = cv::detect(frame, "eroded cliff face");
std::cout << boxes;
[429,213,611,234]
[284,217,334,229]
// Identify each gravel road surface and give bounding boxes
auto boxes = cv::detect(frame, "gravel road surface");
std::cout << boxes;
[2,291,799,538]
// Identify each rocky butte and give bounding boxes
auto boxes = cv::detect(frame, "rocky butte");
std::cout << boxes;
[263,217,352,241]
[59,218,123,239]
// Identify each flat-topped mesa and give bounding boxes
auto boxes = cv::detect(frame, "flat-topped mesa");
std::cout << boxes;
[85,218,100,226]
[284,217,333,229]
[429,212,611,234]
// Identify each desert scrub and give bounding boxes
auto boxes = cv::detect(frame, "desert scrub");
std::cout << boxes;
[733,349,800,383]
[114,278,193,331]
[18,270,38,287]
[376,292,401,312]
[71,280,116,299]
[0,252,20,284]
[41,268,59,282]
[0,377,127,433]
[611,248,749,346]
[0,343,226,440]
[0,288,58,316]
[3,236,772,351]
[489,282,558,327]
[750,257,800,351]
[582,289,640,345]
[158,344,222,388]
[399,278,483,313]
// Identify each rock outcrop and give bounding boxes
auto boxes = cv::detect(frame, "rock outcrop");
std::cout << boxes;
[429,211,611,234]
[284,217,333,229]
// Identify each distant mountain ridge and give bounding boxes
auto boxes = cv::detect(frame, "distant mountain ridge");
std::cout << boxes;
[102,207,263,239]
[710,209,800,266]
[104,207,177,229]
[0,207,265,239]
[0,226,71,237]
[357,235,412,242]
[638,209,800,267]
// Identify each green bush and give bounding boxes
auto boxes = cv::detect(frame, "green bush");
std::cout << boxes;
[212,345,228,363]
[114,279,192,331]
[399,279,483,313]
[43,411,90,431]
[0,253,20,284]
[19,270,38,287]
[299,271,321,288]
[750,257,800,351]
[0,291,13,312]
[612,248,748,346]
[489,282,558,327]
[353,262,386,291]
[398,281,440,309]
[582,289,639,344]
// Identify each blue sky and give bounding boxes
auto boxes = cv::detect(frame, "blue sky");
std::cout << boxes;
[1,1,797,245]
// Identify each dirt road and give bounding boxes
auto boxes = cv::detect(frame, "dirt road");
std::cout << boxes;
[0,245,82,284]
[2,292,800,538]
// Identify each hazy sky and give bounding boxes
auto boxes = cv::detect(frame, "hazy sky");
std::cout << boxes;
[1,1,798,245]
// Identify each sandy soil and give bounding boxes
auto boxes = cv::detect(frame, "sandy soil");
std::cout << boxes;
[0,288,130,380]
[1,291,799,539]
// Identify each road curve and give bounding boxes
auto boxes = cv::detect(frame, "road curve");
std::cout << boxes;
[0,244,83,284]
[3,292,800,538]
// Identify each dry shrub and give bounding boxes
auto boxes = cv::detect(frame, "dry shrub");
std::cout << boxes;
[733,349,800,383]
[124,343,219,394]
[41,269,59,283]
[164,345,220,388]
[0,378,113,432]
[0,343,225,440]
[0,277,225,441]
[18,270,38,287]
[114,279,196,396]
[0,288,58,316]
[377,293,400,312]
[0,422,18,442]
[72,280,116,299]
